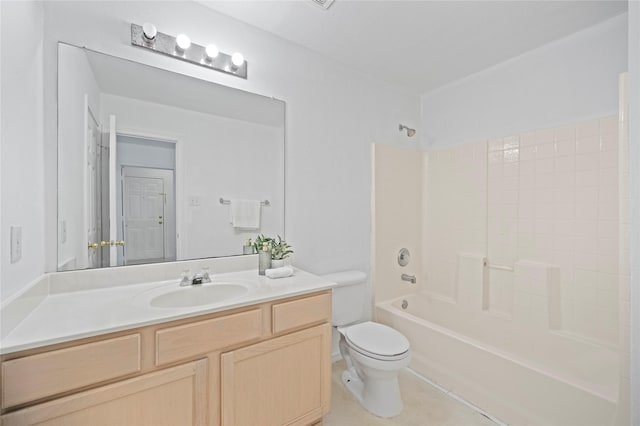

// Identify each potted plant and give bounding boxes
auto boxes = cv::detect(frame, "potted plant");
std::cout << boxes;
[253,234,293,268]
[270,235,293,268]
[253,234,273,253]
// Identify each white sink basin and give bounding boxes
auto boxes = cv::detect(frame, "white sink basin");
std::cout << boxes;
[133,281,252,309]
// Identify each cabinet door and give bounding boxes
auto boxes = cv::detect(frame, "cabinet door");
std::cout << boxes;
[221,323,331,426]
[2,359,207,426]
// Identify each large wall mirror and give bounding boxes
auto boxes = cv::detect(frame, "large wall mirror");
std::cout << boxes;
[57,43,285,271]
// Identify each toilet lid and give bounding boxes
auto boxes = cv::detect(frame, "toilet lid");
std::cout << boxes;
[345,321,410,358]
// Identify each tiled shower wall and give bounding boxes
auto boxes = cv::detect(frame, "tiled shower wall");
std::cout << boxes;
[423,115,624,346]
[423,142,487,301]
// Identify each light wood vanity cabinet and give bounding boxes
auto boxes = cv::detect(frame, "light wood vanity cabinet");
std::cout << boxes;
[1,359,208,426]
[221,323,331,426]
[0,290,332,426]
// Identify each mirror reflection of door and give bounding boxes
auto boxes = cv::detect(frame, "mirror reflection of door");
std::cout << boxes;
[122,168,174,265]
[116,134,177,266]
[85,99,100,268]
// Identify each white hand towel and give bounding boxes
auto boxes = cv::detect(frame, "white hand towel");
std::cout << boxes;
[265,266,294,279]
[230,199,261,229]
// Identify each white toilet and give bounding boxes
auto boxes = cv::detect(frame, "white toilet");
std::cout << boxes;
[324,271,411,418]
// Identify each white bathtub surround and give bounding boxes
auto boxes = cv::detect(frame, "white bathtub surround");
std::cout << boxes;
[613,72,632,426]
[0,256,336,354]
[455,253,487,310]
[424,141,488,302]
[418,115,622,345]
[372,113,628,425]
[377,295,618,426]
[513,260,562,330]
[371,144,423,304]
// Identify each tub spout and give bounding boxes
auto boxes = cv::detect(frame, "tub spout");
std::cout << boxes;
[401,274,416,284]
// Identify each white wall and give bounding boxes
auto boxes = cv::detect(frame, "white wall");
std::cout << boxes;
[38,0,419,293]
[0,1,45,300]
[421,14,628,149]
[102,94,283,259]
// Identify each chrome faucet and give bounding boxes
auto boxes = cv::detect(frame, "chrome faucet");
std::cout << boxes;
[401,273,417,284]
[179,268,212,286]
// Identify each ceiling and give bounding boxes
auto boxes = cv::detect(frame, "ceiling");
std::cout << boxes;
[198,0,627,95]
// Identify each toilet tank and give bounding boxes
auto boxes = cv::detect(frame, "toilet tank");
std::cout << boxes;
[323,270,367,326]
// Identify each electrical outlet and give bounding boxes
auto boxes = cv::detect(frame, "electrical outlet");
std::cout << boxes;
[10,226,22,263]
[189,196,201,206]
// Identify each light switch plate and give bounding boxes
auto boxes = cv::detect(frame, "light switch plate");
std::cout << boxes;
[10,226,22,263]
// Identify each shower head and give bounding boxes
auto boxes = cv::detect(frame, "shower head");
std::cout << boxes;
[399,124,416,137]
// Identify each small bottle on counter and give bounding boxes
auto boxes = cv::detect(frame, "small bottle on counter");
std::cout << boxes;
[243,238,254,255]
[258,242,272,275]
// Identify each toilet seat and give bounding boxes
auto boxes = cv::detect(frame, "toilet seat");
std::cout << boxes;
[344,321,410,361]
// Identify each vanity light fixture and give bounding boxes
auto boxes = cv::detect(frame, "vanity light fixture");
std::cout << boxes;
[231,52,244,67]
[131,23,248,79]
[142,22,157,42]
[175,34,191,52]
[205,44,219,60]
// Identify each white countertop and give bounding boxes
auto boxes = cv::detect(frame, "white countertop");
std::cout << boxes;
[0,268,336,355]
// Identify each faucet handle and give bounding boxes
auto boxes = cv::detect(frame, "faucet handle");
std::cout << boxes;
[180,269,191,286]
[201,266,212,283]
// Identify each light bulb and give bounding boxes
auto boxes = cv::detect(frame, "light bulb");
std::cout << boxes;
[176,34,191,51]
[205,44,219,60]
[142,22,157,42]
[231,52,244,67]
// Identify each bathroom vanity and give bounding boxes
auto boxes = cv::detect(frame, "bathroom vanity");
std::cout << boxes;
[0,265,334,426]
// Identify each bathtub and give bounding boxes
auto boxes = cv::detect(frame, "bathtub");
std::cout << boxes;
[376,292,620,426]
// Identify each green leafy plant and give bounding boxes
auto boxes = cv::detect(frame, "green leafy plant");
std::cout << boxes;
[253,234,273,253]
[270,235,293,260]
[254,234,294,260]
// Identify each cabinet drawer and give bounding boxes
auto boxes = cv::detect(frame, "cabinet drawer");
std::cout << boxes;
[1,359,208,426]
[156,308,262,365]
[272,292,331,334]
[1,334,141,409]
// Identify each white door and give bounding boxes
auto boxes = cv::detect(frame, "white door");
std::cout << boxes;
[84,98,100,268]
[122,167,174,264]
[108,115,118,266]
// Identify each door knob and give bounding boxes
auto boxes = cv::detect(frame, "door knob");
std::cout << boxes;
[115,240,125,246]
[159,220,164,224]
[88,242,99,249]
[100,241,110,247]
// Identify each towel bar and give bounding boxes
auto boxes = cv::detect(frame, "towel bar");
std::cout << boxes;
[484,261,514,272]
[219,198,270,206]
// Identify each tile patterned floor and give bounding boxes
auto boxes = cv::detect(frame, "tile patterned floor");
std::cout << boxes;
[324,361,497,426]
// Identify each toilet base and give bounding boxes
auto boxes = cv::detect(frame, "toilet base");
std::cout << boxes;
[341,367,404,418]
